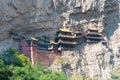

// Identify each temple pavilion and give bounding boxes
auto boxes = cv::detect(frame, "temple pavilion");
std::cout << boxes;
[48,23,85,51]
[85,25,103,43]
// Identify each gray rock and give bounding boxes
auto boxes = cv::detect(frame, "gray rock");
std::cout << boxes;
[0,0,120,80]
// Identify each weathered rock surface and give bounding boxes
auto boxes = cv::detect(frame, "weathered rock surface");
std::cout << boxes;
[0,0,120,80]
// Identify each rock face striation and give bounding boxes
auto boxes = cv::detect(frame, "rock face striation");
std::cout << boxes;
[0,0,120,79]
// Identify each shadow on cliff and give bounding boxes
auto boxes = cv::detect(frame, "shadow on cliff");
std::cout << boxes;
[103,0,119,39]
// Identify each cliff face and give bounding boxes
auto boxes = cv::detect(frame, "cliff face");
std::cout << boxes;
[0,0,120,79]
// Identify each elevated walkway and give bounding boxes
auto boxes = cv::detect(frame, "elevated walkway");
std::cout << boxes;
[86,36,103,40]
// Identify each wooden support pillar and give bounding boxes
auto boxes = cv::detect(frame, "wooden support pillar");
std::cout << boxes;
[30,40,34,65]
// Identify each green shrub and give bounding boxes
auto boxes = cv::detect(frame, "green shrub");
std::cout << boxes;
[70,75,83,80]
[53,57,68,65]
[0,48,68,80]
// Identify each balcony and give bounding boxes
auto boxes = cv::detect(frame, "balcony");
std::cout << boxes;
[86,36,103,40]
[58,39,77,44]
[58,33,76,38]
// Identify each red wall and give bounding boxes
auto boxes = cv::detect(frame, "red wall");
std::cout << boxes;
[20,40,59,66]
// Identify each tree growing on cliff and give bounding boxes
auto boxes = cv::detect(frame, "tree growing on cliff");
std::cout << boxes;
[1,48,30,66]
[0,48,68,80]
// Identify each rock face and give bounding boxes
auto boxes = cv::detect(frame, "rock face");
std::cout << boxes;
[0,0,120,79]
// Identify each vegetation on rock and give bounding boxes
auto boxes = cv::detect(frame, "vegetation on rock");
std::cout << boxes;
[0,48,68,80]
[110,67,120,80]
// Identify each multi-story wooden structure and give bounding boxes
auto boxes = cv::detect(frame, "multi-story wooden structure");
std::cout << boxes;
[37,35,50,50]
[48,24,85,51]
[85,26,103,43]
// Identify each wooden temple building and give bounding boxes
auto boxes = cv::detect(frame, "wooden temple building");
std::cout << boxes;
[36,35,50,50]
[48,23,85,51]
[10,23,106,65]
[85,26,103,43]
[10,32,59,65]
